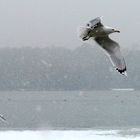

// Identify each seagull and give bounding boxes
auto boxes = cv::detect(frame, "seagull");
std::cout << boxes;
[78,17,127,76]
[0,114,8,123]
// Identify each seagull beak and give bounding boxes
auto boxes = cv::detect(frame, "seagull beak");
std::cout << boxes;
[114,29,120,33]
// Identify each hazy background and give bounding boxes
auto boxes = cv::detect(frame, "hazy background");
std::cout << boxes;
[0,0,140,48]
[0,0,139,91]
[0,45,138,91]
[1,1,140,134]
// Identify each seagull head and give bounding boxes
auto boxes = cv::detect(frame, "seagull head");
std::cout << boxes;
[105,27,120,34]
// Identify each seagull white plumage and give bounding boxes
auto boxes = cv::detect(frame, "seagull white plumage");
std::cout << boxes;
[78,17,127,76]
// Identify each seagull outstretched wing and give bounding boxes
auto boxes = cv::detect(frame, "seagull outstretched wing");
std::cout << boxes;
[87,17,103,28]
[94,36,127,76]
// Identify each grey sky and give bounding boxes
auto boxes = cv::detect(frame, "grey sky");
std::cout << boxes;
[0,0,140,48]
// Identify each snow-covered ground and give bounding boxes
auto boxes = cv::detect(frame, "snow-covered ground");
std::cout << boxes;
[0,130,140,140]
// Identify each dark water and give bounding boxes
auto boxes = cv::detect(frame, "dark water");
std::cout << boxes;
[0,90,140,130]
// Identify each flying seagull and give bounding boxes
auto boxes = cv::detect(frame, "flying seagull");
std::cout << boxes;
[0,114,7,123]
[78,17,127,76]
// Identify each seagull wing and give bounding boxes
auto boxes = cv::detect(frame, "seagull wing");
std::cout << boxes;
[0,114,7,123]
[94,36,127,75]
[87,17,103,29]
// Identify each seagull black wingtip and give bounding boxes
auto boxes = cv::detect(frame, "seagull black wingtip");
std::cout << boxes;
[116,67,127,76]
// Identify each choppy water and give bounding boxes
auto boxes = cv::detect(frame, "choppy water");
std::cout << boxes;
[0,90,140,130]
